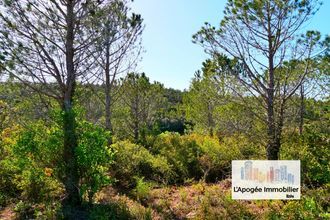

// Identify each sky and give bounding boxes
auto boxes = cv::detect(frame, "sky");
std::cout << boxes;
[131,0,330,91]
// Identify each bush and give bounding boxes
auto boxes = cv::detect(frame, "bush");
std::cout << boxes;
[220,135,264,160]
[111,140,174,189]
[76,120,115,203]
[0,122,63,204]
[150,133,263,183]
[195,135,240,181]
[0,114,116,207]
[114,133,249,186]
[88,203,132,220]
[133,177,153,202]
[88,200,153,220]
[14,200,62,220]
[151,132,203,183]
[267,185,330,219]
[0,192,9,208]
[0,122,64,219]
[281,130,330,187]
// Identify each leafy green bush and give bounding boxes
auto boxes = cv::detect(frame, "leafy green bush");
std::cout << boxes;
[88,203,132,220]
[14,200,62,220]
[150,133,263,182]
[151,132,203,183]
[221,135,265,159]
[0,122,63,203]
[0,122,63,219]
[0,115,116,208]
[76,120,115,203]
[88,201,153,220]
[133,177,153,202]
[14,200,35,219]
[0,192,9,207]
[111,140,173,189]
[281,129,330,186]
[267,185,330,219]
[196,135,240,181]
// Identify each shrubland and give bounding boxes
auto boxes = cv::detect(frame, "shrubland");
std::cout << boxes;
[0,79,329,219]
[0,0,329,218]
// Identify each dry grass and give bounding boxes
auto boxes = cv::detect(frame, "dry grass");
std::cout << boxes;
[3,180,327,219]
[0,205,15,220]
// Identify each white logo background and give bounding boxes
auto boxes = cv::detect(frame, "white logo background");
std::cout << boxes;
[232,160,300,200]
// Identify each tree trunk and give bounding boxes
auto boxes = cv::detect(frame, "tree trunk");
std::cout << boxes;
[266,53,279,160]
[62,101,80,206]
[133,119,139,143]
[62,0,80,207]
[207,101,214,137]
[275,100,286,160]
[105,86,113,144]
[104,41,113,144]
[132,93,139,143]
[299,84,304,135]
[266,94,279,160]
[266,6,279,160]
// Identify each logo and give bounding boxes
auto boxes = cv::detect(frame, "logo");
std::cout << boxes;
[232,160,300,200]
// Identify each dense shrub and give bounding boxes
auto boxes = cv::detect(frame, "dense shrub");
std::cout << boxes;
[281,129,330,187]
[133,177,153,202]
[195,135,240,181]
[91,190,154,220]
[151,132,203,183]
[267,185,330,219]
[0,122,63,204]
[0,115,115,210]
[149,132,263,183]
[111,140,174,189]
[220,135,265,160]
[0,125,22,203]
[76,121,115,203]
[14,200,62,220]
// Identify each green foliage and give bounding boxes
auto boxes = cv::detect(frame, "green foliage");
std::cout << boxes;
[88,204,132,220]
[88,202,153,220]
[76,120,115,203]
[154,117,188,135]
[281,131,330,187]
[267,185,330,219]
[111,140,174,189]
[281,99,329,186]
[0,122,64,218]
[150,133,263,182]
[14,201,36,220]
[133,177,152,202]
[182,60,224,136]
[0,0,327,219]
[113,132,259,185]
[198,135,242,181]
[111,133,263,186]
[0,122,63,203]
[113,73,166,143]
[0,114,115,207]
[14,200,62,220]
[151,132,203,183]
[182,58,260,138]
[0,100,10,132]
[0,191,9,207]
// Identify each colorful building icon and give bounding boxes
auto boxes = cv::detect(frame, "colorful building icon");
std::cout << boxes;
[240,161,295,184]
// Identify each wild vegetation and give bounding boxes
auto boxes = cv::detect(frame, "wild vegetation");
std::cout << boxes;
[0,0,329,219]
